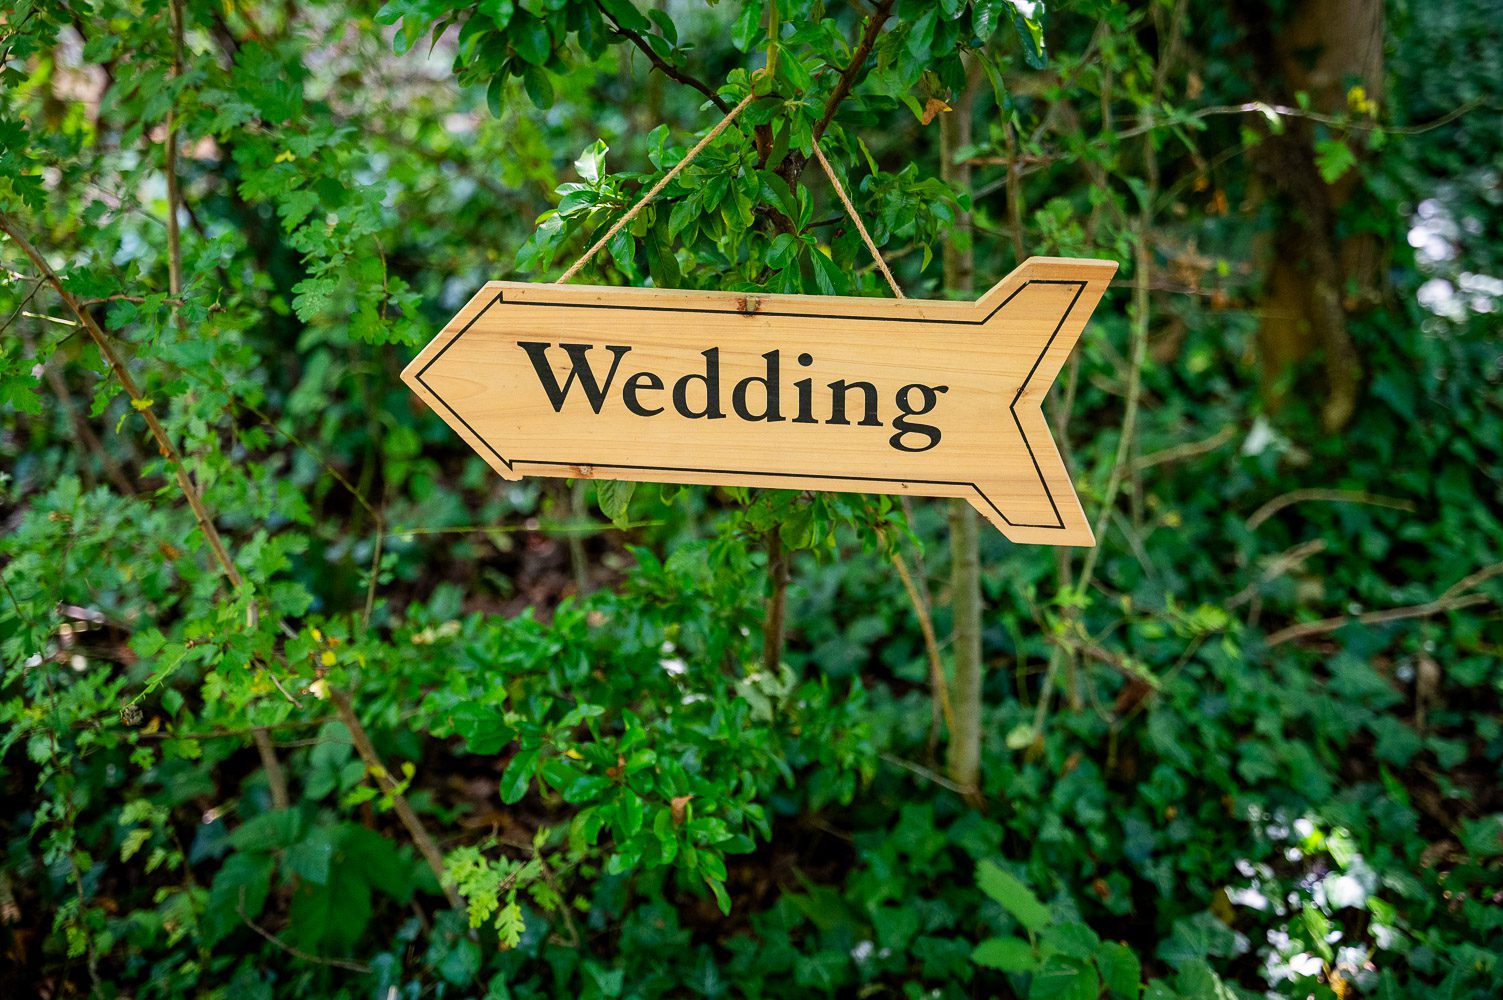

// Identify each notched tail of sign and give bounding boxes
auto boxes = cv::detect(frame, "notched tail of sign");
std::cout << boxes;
[962,257,1117,546]
[402,256,1118,548]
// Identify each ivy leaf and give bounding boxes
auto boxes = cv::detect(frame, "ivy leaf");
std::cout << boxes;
[1096,940,1142,998]
[973,935,1038,972]
[1315,138,1358,183]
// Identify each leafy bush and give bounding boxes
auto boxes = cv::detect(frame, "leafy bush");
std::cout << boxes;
[2,0,1500,997]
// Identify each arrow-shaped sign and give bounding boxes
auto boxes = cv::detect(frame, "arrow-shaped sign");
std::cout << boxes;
[402,256,1116,546]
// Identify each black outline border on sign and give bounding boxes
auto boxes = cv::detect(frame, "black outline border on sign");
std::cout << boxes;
[413,279,1087,530]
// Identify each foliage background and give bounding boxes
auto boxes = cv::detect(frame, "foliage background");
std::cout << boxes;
[2,0,1501,997]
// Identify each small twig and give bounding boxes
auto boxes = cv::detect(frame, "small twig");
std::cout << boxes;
[814,0,895,142]
[253,728,290,810]
[0,275,44,337]
[1133,424,1238,472]
[33,341,136,495]
[890,547,954,743]
[596,0,730,113]
[238,897,371,973]
[165,0,186,307]
[879,752,972,796]
[1266,595,1492,648]
[77,294,191,308]
[0,211,246,597]
[330,687,465,911]
[762,526,789,673]
[1246,488,1415,531]
[1227,539,1328,610]
[1265,561,1503,647]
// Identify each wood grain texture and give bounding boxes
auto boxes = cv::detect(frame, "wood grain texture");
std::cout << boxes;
[402,256,1117,546]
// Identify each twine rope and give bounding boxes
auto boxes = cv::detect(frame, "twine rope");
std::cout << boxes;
[809,139,905,298]
[555,88,904,298]
[555,91,756,284]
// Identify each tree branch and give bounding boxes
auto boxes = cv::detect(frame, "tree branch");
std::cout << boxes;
[329,687,465,911]
[1265,561,1503,647]
[814,0,896,141]
[238,896,371,973]
[597,0,731,113]
[0,211,244,593]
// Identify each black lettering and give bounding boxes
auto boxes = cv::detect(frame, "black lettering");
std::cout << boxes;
[828,379,881,426]
[623,371,665,416]
[793,378,817,423]
[732,350,785,422]
[672,348,725,419]
[517,342,630,414]
[890,383,949,452]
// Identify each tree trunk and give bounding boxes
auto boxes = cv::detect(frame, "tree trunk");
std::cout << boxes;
[942,58,983,795]
[1240,0,1386,432]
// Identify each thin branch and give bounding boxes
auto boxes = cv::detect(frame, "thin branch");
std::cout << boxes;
[1265,561,1503,647]
[1113,96,1493,140]
[253,728,291,810]
[1226,539,1328,610]
[165,0,186,304]
[238,897,371,973]
[1132,424,1238,472]
[1246,488,1415,531]
[879,752,972,796]
[329,687,465,911]
[1266,594,1493,647]
[0,212,245,594]
[890,547,954,744]
[32,339,137,495]
[597,0,730,113]
[814,0,895,142]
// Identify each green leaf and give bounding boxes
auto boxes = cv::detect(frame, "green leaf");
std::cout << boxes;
[973,935,1038,972]
[285,826,336,885]
[766,232,798,271]
[203,852,274,945]
[1315,138,1358,183]
[1097,940,1142,998]
[597,479,635,528]
[1156,912,1240,968]
[1009,0,1049,69]
[1029,956,1098,1000]
[230,809,304,853]
[486,75,505,117]
[512,15,551,65]
[973,0,1005,41]
[288,856,373,953]
[575,139,609,184]
[452,703,515,755]
[1043,921,1101,961]
[497,897,525,949]
[522,64,553,108]
[705,875,731,915]
[977,861,1050,933]
[499,748,538,804]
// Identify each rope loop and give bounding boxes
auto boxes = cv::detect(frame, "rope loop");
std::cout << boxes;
[555,85,904,298]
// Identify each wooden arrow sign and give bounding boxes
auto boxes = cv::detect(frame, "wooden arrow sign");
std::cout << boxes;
[402,256,1116,546]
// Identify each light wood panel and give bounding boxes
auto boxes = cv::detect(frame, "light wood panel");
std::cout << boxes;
[402,256,1117,545]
